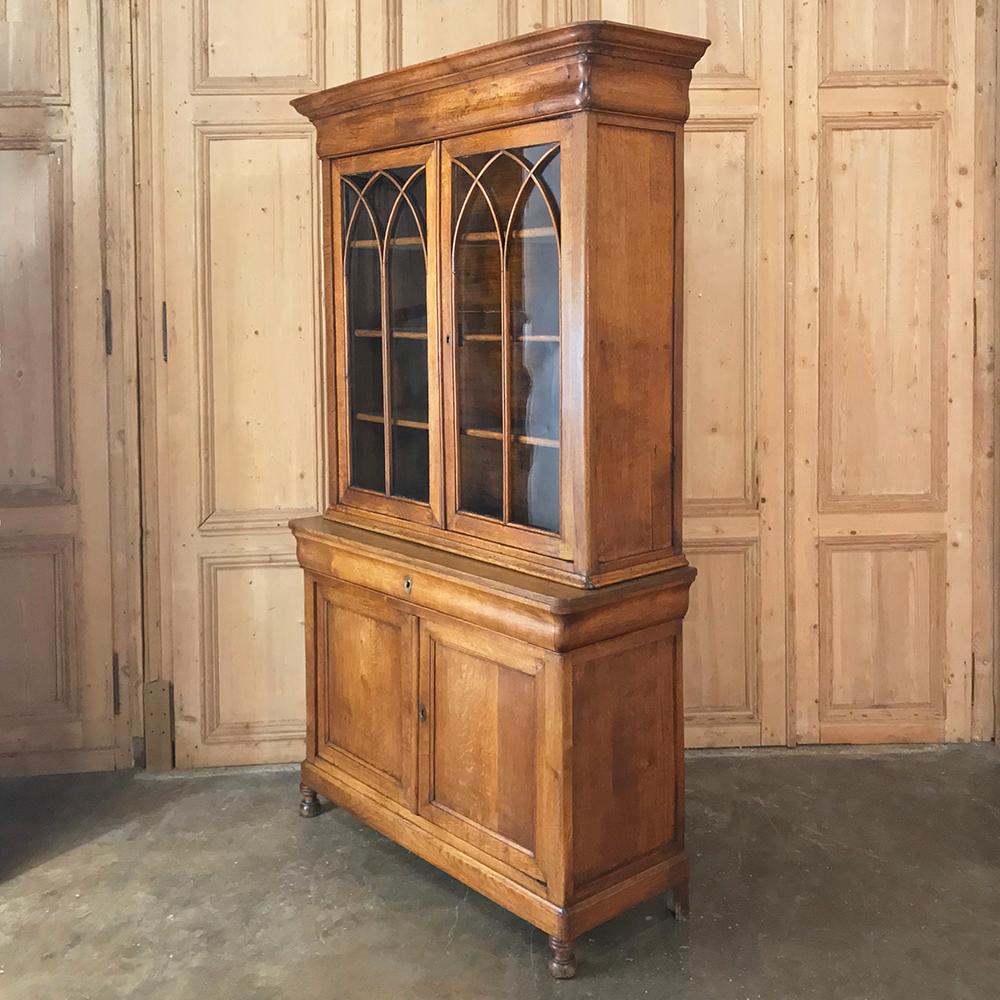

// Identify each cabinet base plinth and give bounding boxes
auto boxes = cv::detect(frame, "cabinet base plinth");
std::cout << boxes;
[301,758,689,943]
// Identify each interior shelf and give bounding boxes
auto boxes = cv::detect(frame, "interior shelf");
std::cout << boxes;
[355,412,429,431]
[460,227,556,243]
[348,236,424,249]
[353,329,428,340]
[462,333,559,343]
[462,426,559,449]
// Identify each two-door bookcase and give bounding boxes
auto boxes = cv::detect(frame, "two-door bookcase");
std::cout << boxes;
[290,21,708,978]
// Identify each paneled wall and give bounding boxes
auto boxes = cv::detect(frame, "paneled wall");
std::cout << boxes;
[139,0,988,766]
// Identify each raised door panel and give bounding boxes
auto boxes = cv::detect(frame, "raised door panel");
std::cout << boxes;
[418,617,547,883]
[315,580,417,807]
[588,120,677,575]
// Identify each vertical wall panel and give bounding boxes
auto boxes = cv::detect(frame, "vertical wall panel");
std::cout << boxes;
[818,119,945,509]
[0,143,67,501]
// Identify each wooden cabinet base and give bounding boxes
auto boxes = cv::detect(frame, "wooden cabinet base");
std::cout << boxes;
[293,517,694,977]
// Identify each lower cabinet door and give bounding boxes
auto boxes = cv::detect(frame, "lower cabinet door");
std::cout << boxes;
[417,617,550,883]
[314,579,418,809]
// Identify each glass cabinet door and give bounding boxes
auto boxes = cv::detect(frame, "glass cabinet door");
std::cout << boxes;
[448,139,562,542]
[337,148,437,519]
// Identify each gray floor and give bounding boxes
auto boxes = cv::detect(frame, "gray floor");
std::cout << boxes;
[1,746,998,1000]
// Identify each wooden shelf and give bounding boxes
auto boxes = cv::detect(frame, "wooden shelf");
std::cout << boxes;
[460,227,555,243]
[461,334,559,343]
[355,412,429,430]
[353,329,428,340]
[348,236,423,249]
[463,426,559,449]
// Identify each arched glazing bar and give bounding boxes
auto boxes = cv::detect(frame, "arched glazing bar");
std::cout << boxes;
[452,143,561,533]
[342,165,430,503]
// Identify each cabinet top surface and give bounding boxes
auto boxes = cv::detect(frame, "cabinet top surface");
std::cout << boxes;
[292,20,709,141]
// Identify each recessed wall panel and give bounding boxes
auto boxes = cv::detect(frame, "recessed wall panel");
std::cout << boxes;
[201,556,305,742]
[819,118,945,509]
[0,142,67,502]
[197,127,320,527]
[0,0,65,102]
[0,540,74,719]
[684,542,757,717]
[400,0,504,66]
[683,123,754,510]
[193,0,320,92]
[640,0,756,82]
[819,537,945,718]
[820,0,945,84]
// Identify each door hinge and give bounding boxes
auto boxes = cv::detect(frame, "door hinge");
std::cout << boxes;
[103,288,113,355]
[161,300,169,362]
[973,296,978,357]
[112,651,121,715]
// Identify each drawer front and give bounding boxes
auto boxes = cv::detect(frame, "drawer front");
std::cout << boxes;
[313,578,418,809]
[417,616,550,883]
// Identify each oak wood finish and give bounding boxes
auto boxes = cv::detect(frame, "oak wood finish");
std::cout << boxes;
[296,21,708,591]
[291,22,705,978]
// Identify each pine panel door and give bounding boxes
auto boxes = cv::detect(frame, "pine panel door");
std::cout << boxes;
[788,0,977,743]
[600,0,789,747]
[0,1,119,775]
[146,2,578,767]
[147,0,340,766]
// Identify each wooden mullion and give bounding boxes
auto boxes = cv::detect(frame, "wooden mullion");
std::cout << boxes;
[380,208,393,497]
[500,235,511,525]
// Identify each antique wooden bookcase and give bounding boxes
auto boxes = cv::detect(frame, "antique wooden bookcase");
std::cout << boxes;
[291,21,707,978]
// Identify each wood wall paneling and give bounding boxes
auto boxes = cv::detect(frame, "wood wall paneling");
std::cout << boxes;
[139,0,991,765]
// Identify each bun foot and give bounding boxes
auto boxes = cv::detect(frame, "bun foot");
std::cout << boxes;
[299,782,320,818]
[667,880,689,921]
[548,936,577,980]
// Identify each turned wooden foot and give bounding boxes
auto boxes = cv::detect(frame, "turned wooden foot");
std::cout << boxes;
[548,936,577,979]
[667,880,689,921]
[299,782,320,818]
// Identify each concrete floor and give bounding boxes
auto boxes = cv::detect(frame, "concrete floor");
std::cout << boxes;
[1,747,997,1000]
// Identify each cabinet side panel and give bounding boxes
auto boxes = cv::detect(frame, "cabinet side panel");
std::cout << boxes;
[589,124,676,566]
[571,630,677,884]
